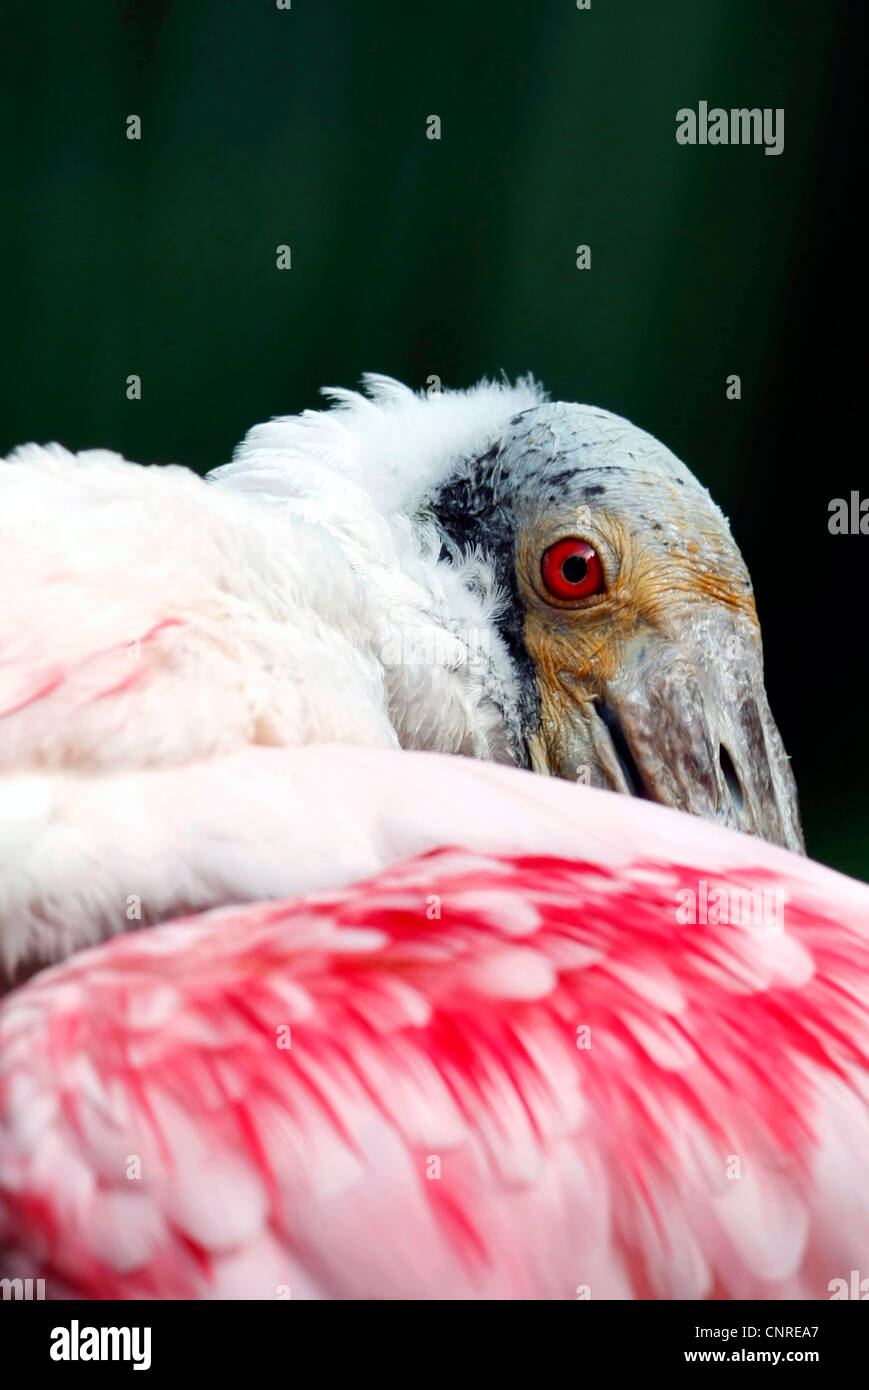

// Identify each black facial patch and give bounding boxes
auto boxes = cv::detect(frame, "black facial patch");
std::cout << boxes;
[425,448,541,765]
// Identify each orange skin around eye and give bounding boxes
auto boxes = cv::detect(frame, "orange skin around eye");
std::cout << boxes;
[540,538,604,601]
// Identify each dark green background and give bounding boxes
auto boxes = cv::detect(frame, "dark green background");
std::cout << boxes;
[1,1,864,876]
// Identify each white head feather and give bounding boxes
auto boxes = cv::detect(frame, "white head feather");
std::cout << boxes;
[211,374,551,762]
[213,372,546,513]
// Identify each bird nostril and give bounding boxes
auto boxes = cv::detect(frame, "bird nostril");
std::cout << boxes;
[719,744,745,812]
[593,697,650,801]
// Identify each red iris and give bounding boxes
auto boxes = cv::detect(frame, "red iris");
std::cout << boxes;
[540,538,604,601]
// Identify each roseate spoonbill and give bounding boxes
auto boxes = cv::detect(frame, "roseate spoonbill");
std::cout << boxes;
[0,376,801,982]
[0,751,865,1300]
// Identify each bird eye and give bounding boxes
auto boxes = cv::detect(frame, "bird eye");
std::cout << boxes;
[540,538,604,601]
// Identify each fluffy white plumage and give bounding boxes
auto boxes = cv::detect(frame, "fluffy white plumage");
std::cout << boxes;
[218,371,547,514]
[0,378,554,974]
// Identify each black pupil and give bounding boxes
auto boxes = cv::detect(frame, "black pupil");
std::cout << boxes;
[561,554,588,585]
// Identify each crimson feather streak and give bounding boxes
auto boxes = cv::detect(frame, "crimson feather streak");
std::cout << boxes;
[0,843,866,1301]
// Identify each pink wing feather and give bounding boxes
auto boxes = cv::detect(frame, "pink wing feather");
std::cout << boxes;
[1,832,867,1299]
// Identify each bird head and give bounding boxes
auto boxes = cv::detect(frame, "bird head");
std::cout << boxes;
[422,398,803,853]
[220,375,803,853]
